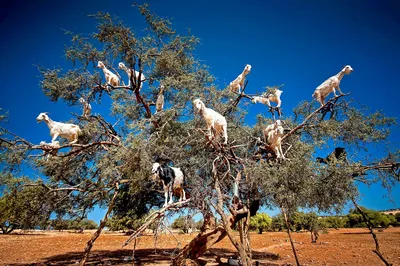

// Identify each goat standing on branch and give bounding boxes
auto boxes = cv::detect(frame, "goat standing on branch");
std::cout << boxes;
[312,65,353,106]
[193,99,228,145]
[228,64,252,94]
[155,85,165,114]
[251,88,283,108]
[36,112,81,145]
[264,120,285,159]
[97,61,120,88]
[79,97,92,118]
[118,62,146,90]
[151,162,186,207]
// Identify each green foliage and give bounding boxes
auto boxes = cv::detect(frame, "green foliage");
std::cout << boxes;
[0,3,398,254]
[301,212,325,232]
[109,183,160,230]
[50,218,98,231]
[386,214,397,226]
[270,209,398,232]
[106,214,149,231]
[270,214,284,231]
[51,218,69,231]
[0,178,57,233]
[395,213,400,225]
[69,219,98,230]
[172,215,195,233]
[323,216,348,229]
[271,212,327,233]
[249,213,272,234]
[346,212,365,228]
[346,207,394,228]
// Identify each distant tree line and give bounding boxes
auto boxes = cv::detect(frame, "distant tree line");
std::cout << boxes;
[4,203,398,235]
[104,207,400,235]
[251,208,400,234]
[169,208,400,236]
[50,218,98,231]
[0,185,98,234]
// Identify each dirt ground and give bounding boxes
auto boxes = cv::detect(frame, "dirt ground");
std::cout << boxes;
[1,227,400,265]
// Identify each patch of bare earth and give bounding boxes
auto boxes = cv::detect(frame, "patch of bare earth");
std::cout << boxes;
[1,228,399,265]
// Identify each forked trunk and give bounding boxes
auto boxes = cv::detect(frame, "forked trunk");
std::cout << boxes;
[172,224,229,266]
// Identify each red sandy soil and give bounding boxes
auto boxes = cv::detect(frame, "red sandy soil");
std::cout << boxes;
[1,227,400,265]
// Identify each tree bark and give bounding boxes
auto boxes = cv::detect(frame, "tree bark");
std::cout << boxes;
[172,222,230,266]
[214,179,251,266]
[352,198,392,266]
[79,184,119,265]
[1,224,16,234]
[281,207,300,266]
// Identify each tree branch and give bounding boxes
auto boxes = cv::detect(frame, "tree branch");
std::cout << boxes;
[123,199,191,247]
[281,93,349,141]
[80,182,120,265]
[30,141,120,157]
[223,80,251,116]
[351,198,392,266]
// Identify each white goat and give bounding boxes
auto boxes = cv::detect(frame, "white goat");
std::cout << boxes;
[193,99,228,145]
[118,62,146,90]
[151,162,186,207]
[251,89,283,108]
[79,97,92,117]
[228,64,252,93]
[97,61,120,87]
[312,65,353,106]
[263,120,285,159]
[39,141,60,159]
[40,140,60,148]
[36,113,81,144]
[155,85,165,114]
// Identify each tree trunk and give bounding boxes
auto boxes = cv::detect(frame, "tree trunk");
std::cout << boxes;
[172,224,229,266]
[352,198,392,266]
[214,179,252,266]
[173,171,257,265]
[1,224,15,234]
[281,207,300,266]
[79,184,119,265]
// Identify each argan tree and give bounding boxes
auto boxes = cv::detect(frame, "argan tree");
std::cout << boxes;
[0,4,399,266]
[249,213,272,234]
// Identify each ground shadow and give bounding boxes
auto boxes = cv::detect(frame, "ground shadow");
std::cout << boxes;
[208,247,280,260]
[341,232,374,235]
[7,247,282,266]
[1,233,47,237]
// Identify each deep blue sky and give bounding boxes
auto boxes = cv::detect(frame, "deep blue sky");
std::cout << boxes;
[1,0,399,223]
